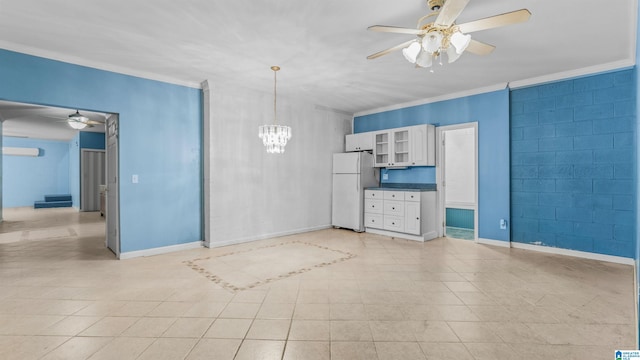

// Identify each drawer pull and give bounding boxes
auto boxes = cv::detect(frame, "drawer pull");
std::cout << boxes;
[392,222,395,225]
[416,217,419,220]
[392,207,395,210]
[392,195,395,198]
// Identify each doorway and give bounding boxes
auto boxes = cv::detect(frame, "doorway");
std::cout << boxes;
[0,100,118,258]
[436,122,478,241]
[81,149,105,212]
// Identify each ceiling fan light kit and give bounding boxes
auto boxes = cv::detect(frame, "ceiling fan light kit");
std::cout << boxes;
[367,0,531,71]
[67,110,89,129]
[258,66,292,154]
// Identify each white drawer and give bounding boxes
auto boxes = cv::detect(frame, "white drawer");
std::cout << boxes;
[384,191,405,201]
[364,199,383,214]
[365,190,383,199]
[383,200,404,216]
[364,213,383,229]
[383,215,404,232]
[405,192,420,202]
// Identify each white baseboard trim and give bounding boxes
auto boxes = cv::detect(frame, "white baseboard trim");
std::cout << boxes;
[477,238,511,248]
[119,241,204,260]
[365,228,438,242]
[206,225,332,248]
[511,242,635,266]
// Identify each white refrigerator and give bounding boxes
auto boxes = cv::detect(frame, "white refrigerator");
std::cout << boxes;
[331,152,378,232]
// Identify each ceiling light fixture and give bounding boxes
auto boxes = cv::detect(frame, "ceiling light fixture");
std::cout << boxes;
[67,110,89,130]
[258,66,291,154]
[405,26,471,71]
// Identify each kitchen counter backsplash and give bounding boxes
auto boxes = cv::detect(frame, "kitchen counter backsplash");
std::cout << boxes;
[367,183,436,191]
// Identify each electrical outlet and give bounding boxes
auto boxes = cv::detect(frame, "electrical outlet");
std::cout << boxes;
[132,174,139,184]
[500,219,507,230]
[382,173,389,180]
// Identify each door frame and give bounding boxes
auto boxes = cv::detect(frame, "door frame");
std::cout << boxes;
[105,114,120,258]
[436,122,479,242]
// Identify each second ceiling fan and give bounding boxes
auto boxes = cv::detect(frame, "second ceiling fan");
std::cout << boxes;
[367,0,531,70]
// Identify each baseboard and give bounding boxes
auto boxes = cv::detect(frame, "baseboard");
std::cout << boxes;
[477,238,511,248]
[365,228,430,242]
[205,225,332,248]
[511,241,635,266]
[119,241,204,259]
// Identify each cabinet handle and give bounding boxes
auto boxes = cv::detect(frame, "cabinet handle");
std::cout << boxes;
[392,222,395,225]
[416,217,419,220]
[372,205,375,208]
[392,207,395,210]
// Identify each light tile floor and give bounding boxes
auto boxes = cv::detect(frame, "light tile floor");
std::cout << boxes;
[0,207,636,359]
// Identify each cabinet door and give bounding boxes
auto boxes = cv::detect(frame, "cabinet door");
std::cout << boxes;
[346,132,373,152]
[373,131,390,167]
[410,124,435,166]
[405,201,421,235]
[392,129,411,166]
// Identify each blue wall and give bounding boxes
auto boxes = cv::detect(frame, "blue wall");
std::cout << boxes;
[355,89,511,242]
[0,49,202,253]
[511,69,636,258]
[2,137,70,207]
[635,1,640,345]
[80,132,105,150]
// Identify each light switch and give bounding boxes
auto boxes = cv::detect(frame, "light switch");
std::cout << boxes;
[132,174,139,184]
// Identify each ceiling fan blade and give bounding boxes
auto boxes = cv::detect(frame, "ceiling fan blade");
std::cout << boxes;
[465,39,495,55]
[368,25,425,35]
[367,40,416,60]
[435,0,470,27]
[458,9,531,34]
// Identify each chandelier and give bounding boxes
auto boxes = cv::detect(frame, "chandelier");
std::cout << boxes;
[402,25,471,72]
[258,66,292,154]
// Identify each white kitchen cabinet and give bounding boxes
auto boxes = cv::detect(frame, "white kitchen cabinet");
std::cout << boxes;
[373,124,435,167]
[364,189,437,241]
[346,132,373,152]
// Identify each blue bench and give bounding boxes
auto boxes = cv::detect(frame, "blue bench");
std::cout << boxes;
[34,194,72,209]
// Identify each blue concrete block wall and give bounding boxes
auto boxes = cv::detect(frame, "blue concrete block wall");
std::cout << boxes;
[511,69,636,258]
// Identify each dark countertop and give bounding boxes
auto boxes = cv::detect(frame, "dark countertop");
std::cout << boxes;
[366,183,437,191]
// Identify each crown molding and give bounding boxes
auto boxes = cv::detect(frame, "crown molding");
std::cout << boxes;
[354,83,508,118]
[0,41,203,89]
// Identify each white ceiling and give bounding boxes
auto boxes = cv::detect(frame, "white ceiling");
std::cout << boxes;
[0,0,636,119]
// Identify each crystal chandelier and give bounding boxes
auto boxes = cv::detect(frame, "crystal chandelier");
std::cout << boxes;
[258,66,292,154]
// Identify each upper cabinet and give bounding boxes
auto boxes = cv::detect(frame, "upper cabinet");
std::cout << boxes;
[345,132,373,152]
[373,124,435,168]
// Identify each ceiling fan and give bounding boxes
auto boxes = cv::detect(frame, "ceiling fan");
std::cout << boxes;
[57,110,104,130]
[367,0,531,70]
